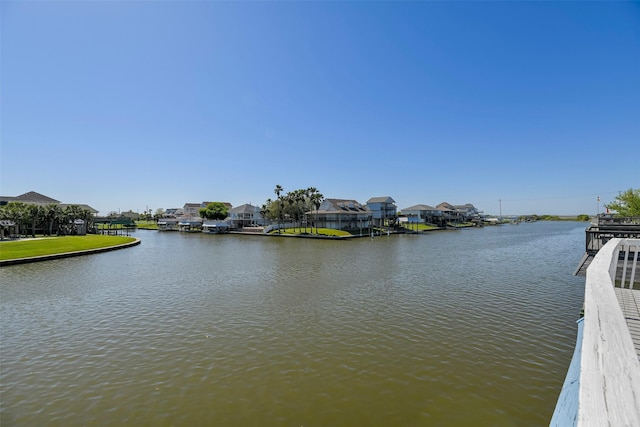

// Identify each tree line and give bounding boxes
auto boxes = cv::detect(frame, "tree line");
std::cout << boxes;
[0,202,95,237]
[261,186,324,233]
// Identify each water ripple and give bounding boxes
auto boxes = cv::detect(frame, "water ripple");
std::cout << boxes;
[1,223,586,426]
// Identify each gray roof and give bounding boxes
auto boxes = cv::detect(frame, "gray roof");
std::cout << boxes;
[402,204,439,211]
[229,204,258,214]
[17,191,61,204]
[1,191,61,204]
[367,196,395,204]
[313,199,370,215]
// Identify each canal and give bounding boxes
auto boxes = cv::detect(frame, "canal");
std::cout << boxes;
[1,222,586,426]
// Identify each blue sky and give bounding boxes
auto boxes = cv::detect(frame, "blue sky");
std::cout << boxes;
[2,1,639,216]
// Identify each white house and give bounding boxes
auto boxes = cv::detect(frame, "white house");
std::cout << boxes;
[401,204,443,224]
[308,198,371,231]
[228,204,263,228]
[366,197,397,227]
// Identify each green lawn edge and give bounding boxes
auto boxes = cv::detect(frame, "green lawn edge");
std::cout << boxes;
[0,235,138,261]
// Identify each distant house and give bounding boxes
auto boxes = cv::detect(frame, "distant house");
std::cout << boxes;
[163,208,181,218]
[183,203,202,218]
[309,198,371,231]
[437,202,479,221]
[0,191,98,215]
[228,204,263,228]
[0,191,98,235]
[119,210,140,220]
[402,204,444,225]
[0,191,60,206]
[184,202,233,219]
[366,197,397,227]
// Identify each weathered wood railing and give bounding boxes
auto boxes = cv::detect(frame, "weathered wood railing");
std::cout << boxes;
[551,238,640,426]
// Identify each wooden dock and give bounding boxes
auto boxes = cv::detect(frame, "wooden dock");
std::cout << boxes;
[552,237,640,426]
[615,288,640,359]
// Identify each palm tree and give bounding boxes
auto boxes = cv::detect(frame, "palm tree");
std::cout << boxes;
[44,204,61,236]
[305,187,317,233]
[260,202,269,226]
[27,204,43,238]
[310,192,324,235]
[6,202,27,237]
[295,189,306,233]
[61,205,84,235]
[274,185,284,233]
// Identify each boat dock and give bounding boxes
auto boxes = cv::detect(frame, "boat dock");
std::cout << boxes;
[551,235,640,426]
[574,216,640,276]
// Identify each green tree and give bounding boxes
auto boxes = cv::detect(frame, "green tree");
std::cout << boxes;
[274,185,284,233]
[262,185,324,234]
[43,204,61,236]
[154,208,165,222]
[310,191,324,234]
[199,202,228,220]
[605,188,640,217]
[27,204,43,237]
[4,202,27,236]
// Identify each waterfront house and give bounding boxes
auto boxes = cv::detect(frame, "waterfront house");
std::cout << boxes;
[437,202,480,222]
[0,191,98,215]
[437,202,480,220]
[401,204,444,225]
[0,191,61,207]
[228,204,263,229]
[366,197,397,228]
[308,198,371,232]
[0,191,99,235]
[183,203,202,218]
[118,210,140,220]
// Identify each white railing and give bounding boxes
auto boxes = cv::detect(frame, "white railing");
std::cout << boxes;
[615,240,639,289]
[263,222,294,234]
[551,238,640,426]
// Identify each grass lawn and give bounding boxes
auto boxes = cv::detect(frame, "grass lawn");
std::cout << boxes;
[444,222,475,228]
[134,220,158,230]
[0,235,137,261]
[401,224,439,231]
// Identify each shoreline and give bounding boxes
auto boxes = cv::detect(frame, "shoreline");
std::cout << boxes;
[0,238,141,267]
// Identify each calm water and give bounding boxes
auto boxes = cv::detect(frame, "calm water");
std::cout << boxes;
[1,222,586,426]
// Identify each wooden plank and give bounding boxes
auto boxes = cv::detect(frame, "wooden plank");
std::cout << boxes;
[616,287,640,360]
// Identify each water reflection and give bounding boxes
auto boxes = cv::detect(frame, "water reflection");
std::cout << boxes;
[1,222,586,426]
